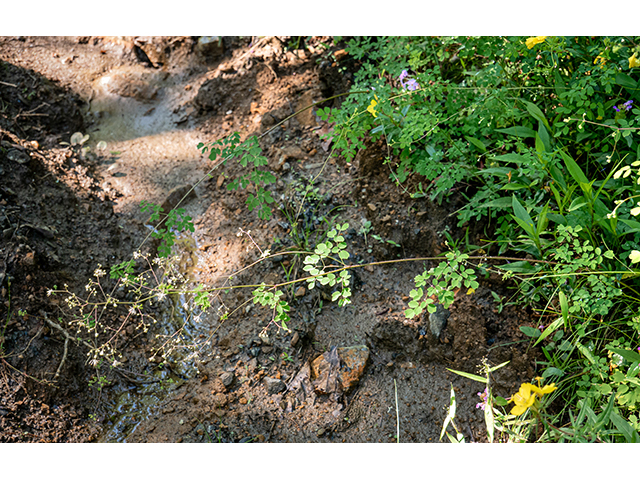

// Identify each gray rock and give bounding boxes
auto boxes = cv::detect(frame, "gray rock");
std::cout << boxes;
[7,149,30,164]
[263,376,286,395]
[220,372,234,388]
[429,303,450,339]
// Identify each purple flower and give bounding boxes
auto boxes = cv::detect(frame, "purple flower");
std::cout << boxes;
[399,69,420,91]
[614,100,634,113]
[404,79,419,91]
[476,387,489,411]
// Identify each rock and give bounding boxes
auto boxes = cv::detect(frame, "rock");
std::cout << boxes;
[367,203,376,212]
[429,303,450,339]
[196,36,224,60]
[7,149,30,164]
[263,376,286,395]
[290,331,300,347]
[216,174,225,188]
[220,372,234,388]
[296,90,320,127]
[249,346,261,358]
[194,76,224,112]
[281,145,306,161]
[133,36,171,67]
[310,345,369,394]
[336,345,369,392]
[97,67,162,102]
[294,286,306,297]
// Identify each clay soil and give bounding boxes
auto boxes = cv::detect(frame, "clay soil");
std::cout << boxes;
[0,36,543,443]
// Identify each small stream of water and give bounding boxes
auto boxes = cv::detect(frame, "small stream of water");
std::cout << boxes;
[86,64,215,442]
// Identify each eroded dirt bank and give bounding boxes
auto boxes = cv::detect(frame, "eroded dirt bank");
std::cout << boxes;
[0,36,541,442]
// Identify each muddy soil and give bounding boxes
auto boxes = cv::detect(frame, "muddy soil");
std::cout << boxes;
[0,36,543,443]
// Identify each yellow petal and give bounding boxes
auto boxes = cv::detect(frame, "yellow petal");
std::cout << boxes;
[526,36,547,49]
[629,53,640,69]
[530,384,543,396]
[629,250,640,264]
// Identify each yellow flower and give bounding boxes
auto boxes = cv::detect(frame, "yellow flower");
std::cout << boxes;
[594,54,606,68]
[509,383,536,415]
[530,381,557,397]
[629,53,640,69]
[509,378,557,415]
[367,95,378,118]
[525,36,547,49]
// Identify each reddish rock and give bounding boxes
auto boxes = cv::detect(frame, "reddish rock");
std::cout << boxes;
[310,345,369,394]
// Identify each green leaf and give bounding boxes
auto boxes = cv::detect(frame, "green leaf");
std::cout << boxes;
[553,70,566,96]
[440,385,457,441]
[480,167,514,176]
[495,126,536,138]
[560,149,590,187]
[483,197,513,209]
[542,367,565,379]
[524,100,550,131]
[615,72,638,90]
[536,202,550,235]
[485,400,495,443]
[512,196,535,236]
[610,411,640,443]
[493,396,509,406]
[493,153,529,164]
[559,290,569,327]
[466,136,487,153]
[520,326,541,338]
[537,122,551,152]
[498,261,536,273]
[501,183,529,191]
[534,316,564,346]
[568,196,588,212]
[608,347,640,364]
[576,342,597,365]
[446,369,487,384]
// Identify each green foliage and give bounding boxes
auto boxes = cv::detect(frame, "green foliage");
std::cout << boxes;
[141,200,195,258]
[252,285,290,331]
[302,223,352,306]
[198,133,275,220]
[46,37,640,442]
[405,250,479,319]
[319,36,640,440]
